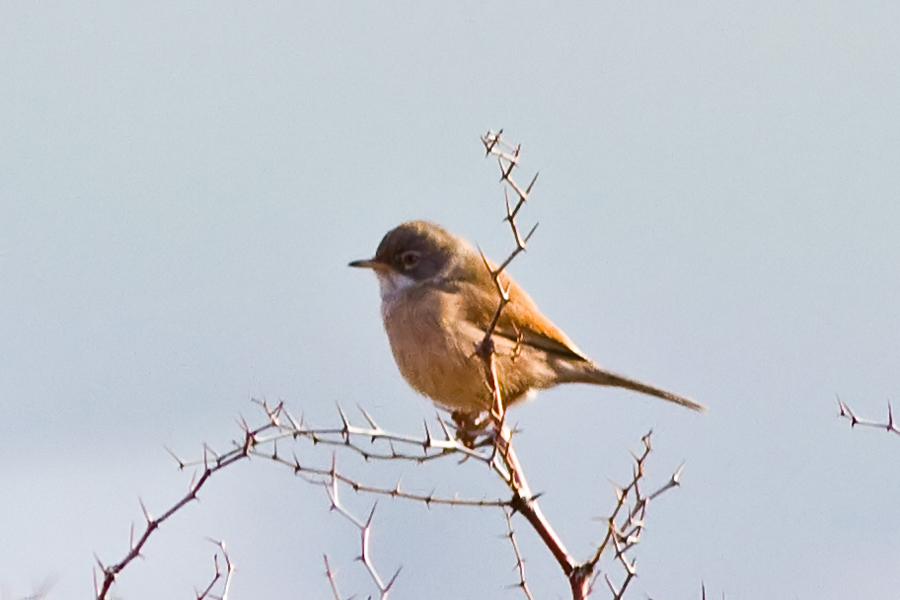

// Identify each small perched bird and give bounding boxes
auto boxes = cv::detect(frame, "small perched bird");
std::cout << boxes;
[350,221,705,415]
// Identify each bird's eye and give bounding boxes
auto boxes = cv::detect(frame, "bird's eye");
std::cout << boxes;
[400,251,420,269]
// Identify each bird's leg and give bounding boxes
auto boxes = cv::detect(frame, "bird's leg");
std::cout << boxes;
[450,410,493,448]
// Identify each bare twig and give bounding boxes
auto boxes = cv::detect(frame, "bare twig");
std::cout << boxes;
[319,456,402,600]
[586,432,683,599]
[503,508,536,600]
[260,448,509,508]
[476,130,540,422]
[267,400,681,599]
[194,540,234,600]
[480,131,594,599]
[94,401,285,600]
[99,390,684,600]
[323,555,343,600]
[478,131,689,599]
[837,396,900,437]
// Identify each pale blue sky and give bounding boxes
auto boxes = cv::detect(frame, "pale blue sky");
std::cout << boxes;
[2,2,899,599]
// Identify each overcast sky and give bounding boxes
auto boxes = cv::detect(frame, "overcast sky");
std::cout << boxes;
[2,2,899,599]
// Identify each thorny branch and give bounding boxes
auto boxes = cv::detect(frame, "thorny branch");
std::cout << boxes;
[492,420,678,599]
[93,398,510,599]
[477,130,539,422]
[323,555,343,600]
[96,397,682,599]
[194,540,234,600]
[596,434,683,600]
[93,404,274,600]
[479,131,578,584]
[503,508,536,600]
[474,131,683,599]
[320,456,402,600]
[261,402,680,599]
[837,396,900,438]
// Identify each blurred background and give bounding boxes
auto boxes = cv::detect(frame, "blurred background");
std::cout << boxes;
[2,2,899,598]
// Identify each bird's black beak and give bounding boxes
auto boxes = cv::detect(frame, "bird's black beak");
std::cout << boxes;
[349,258,378,269]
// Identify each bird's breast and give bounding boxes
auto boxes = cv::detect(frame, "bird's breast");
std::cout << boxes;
[380,286,493,412]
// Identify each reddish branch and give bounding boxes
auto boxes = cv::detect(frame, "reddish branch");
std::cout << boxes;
[476,130,686,599]
[94,407,278,599]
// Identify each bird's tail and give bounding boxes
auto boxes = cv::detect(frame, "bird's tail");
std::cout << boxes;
[569,362,706,412]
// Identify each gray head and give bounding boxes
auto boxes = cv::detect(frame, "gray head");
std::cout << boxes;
[349,221,482,301]
[350,221,474,279]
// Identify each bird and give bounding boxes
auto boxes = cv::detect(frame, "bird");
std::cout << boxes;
[350,220,705,415]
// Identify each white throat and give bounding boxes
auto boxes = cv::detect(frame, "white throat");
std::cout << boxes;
[375,270,418,311]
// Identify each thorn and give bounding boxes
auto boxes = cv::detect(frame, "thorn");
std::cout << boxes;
[366,502,378,527]
[524,221,539,244]
[336,403,350,431]
[386,566,403,591]
[423,419,433,449]
[164,446,185,469]
[238,413,250,434]
[437,413,454,440]
[672,462,685,484]
[836,395,848,416]
[501,156,515,180]
[477,246,492,272]
[525,171,540,194]
[139,498,151,522]
[283,406,301,430]
[203,443,221,461]
[358,404,380,430]
[625,556,637,575]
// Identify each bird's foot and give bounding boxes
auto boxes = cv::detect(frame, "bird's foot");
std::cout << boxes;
[450,410,495,449]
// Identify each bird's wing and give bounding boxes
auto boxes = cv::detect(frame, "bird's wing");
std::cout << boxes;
[460,271,590,362]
